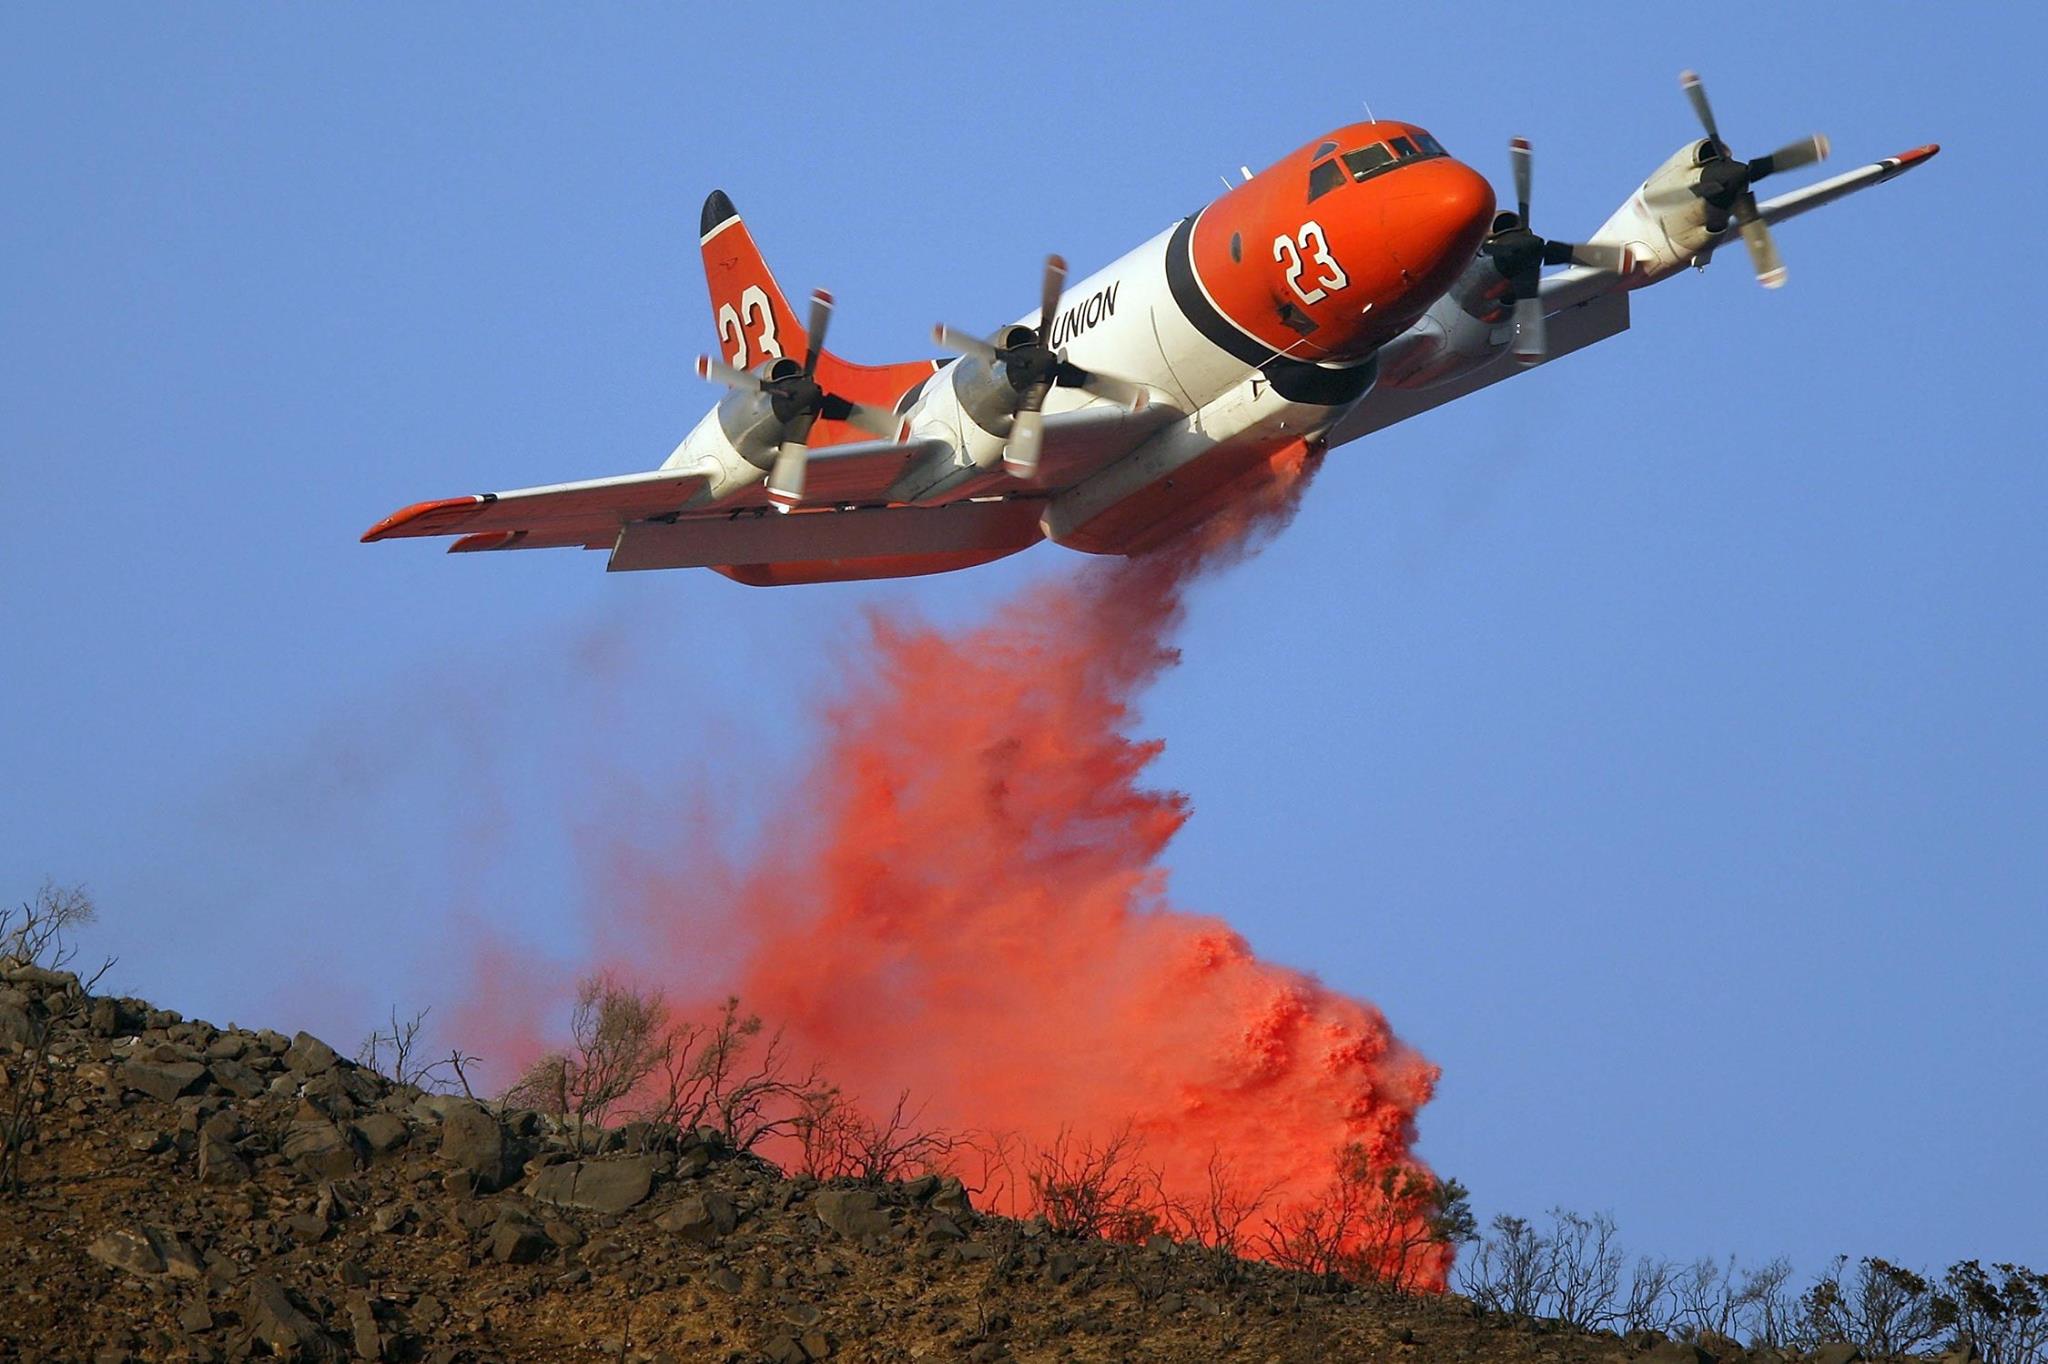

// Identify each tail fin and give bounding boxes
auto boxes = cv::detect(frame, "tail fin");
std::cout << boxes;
[697,190,939,406]
[700,189,811,372]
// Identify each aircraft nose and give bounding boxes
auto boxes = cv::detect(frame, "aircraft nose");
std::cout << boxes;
[1383,158,1497,283]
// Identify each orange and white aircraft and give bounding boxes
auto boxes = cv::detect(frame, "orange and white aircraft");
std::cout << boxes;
[363,74,1937,586]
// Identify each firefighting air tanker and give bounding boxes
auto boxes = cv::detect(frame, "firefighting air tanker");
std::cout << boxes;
[363,74,1938,586]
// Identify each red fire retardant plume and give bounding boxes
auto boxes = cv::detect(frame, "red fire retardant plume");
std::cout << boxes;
[615,447,1449,1288]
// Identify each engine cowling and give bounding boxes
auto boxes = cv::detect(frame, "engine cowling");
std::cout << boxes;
[1589,140,1724,284]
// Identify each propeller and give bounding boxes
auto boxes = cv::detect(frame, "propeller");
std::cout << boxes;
[933,255,1150,479]
[1661,69,1830,289]
[1480,138,1633,366]
[695,290,903,510]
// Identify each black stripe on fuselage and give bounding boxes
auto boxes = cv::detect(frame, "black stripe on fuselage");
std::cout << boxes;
[1163,214,1376,407]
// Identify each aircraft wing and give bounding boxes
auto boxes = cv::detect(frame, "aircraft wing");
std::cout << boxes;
[360,404,1178,582]
[360,438,946,553]
[1327,280,1631,450]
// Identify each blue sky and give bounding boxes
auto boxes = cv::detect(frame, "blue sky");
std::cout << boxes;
[4,4,2040,1276]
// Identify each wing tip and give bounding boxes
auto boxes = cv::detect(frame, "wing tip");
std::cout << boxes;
[360,494,486,543]
[1893,142,1941,167]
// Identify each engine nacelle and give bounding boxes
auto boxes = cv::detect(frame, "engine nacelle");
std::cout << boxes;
[1589,140,1723,284]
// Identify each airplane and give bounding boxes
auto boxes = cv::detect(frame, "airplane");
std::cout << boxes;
[361,72,1938,587]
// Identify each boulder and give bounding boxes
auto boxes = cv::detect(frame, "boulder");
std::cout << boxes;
[656,1191,738,1245]
[928,1175,972,1217]
[0,1002,39,1049]
[117,1060,207,1103]
[438,1099,516,1191]
[812,1189,893,1241]
[86,1226,203,1281]
[529,1156,660,1214]
[196,1133,250,1186]
[491,1219,552,1264]
[352,1112,410,1157]
[1642,1343,1716,1364]
[282,1030,340,1076]
[207,1059,266,1100]
[1809,1347,1864,1364]
[245,1276,343,1362]
[282,1118,359,1179]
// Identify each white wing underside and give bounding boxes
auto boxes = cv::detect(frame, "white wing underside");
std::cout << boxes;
[360,406,1177,573]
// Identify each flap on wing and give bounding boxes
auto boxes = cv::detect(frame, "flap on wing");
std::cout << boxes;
[361,468,713,543]
[609,496,1045,573]
[785,438,950,507]
[1329,288,1630,449]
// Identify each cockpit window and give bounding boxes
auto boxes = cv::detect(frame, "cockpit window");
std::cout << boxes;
[1313,140,1339,159]
[1342,144,1396,180]
[1314,132,1452,199]
[1307,158,1346,202]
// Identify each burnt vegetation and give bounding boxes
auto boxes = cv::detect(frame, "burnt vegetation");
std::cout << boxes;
[3,904,2042,1363]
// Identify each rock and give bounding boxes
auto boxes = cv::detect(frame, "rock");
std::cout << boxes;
[763,1334,807,1364]
[812,1189,893,1241]
[283,1118,359,1178]
[1047,1250,1079,1284]
[284,1212,330,1243]
[353,1112,410,1156]
[800,1332,835,1362]
[902,1173,940,1202]
[282,1030,340,1075]
[206,1059,266,1100]
[928,1175,971,1216]
[1643,1343,1716,1364]
[205,1032,248,1060]
[542,1219,585,1249]
[196,1133,250,1186]
[707,1265,744,1294]
[117,1060,207,1103]
[528,1156,659,1214]
[491,1220,551,1264]
[674,1144,712,1179]
[372,1203,412,1234]
[1809,1347,1864,1364]
[86,1226,204,1280]
[345,1292,380,1362]
[785,1304,825,1329]
[177,1302,214,1334]
[0,1002,42,1048]
[86,1228,166,1278]
[923,1214,966,1243]
[246,1276,342,1361]
[655,1192,737,1245]
[437,1100,516,1191]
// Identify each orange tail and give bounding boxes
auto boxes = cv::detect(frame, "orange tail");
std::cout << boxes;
[697,190,936,408]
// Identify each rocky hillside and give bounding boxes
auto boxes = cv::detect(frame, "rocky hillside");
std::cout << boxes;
[0,959,1821,1364]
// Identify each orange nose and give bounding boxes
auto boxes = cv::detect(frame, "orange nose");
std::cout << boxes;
[1381,159,1497,290]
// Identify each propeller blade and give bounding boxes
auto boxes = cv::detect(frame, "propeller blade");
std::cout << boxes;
[696,355,761,392]
[1511,293,1546,366]
[1004,407,1046,478]
[766,440,810,510]
[839,401,906,441]
[1071,369,1151,411]
[932,324,999,363]
[1751,134,1830,180]
[803,289,834,376]
[1509,137,1533,224]
[1680,69,1722,146]
[1038,255,1067,337]
[1735,200,1786,288]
